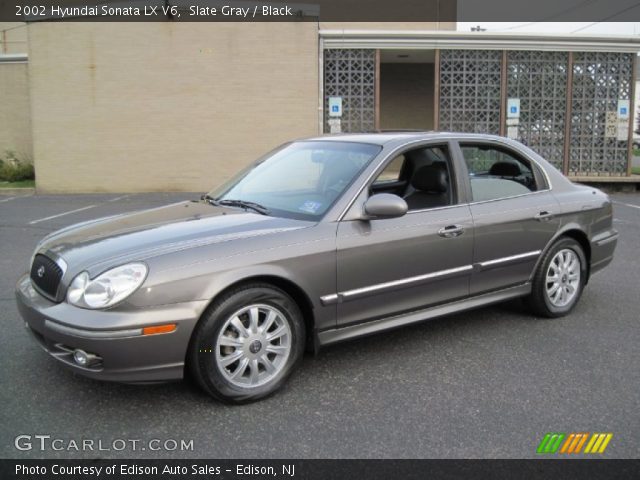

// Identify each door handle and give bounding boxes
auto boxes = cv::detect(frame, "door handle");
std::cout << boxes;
[534,211,553,222]
[438,225,465,238]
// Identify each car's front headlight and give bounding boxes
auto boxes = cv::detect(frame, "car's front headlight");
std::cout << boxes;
[66,263,148,309]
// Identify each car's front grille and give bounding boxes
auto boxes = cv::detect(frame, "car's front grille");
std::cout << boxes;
[30,254,63,300]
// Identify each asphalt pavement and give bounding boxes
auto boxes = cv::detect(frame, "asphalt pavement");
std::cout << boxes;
[1,191,639,459]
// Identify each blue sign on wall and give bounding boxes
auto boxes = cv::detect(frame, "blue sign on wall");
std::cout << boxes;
[328,96,342,118]
[507,98,520,119]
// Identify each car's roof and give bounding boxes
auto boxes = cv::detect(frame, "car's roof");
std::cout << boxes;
[301,131,505,146]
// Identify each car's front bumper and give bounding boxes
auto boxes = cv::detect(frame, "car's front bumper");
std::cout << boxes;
[15,274,207,383]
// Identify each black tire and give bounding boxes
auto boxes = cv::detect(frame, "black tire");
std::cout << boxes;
[526,237,587,318]
[188,283,305,403]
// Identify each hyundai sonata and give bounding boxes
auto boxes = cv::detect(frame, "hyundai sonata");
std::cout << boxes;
[16,132,618,402]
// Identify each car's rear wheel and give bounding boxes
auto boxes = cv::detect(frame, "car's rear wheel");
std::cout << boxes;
[526,237,587,318]
[189,283,305,403]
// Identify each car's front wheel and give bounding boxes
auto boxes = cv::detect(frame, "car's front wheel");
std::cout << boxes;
[526,237,587,318]
[189,283,305,403]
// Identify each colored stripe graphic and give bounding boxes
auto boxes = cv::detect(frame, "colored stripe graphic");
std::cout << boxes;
[584,433,613,454]
[537,434,552,454]
[598,434,613,453]
[559,433,589,454]
[543,433,613,454]
[560,434,574,453]
[537,433,565,454]
[574,433,590,453]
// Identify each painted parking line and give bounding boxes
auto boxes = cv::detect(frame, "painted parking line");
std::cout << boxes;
[0,194,33,203]
[28,204,97,225]
[108,194,130,202]
[613,201,640,210]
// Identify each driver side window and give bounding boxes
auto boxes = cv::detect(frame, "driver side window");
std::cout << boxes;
[371,145,455,211]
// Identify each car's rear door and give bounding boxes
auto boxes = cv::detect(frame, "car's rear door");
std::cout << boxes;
[453,139,561,295]
[331,142,474,327]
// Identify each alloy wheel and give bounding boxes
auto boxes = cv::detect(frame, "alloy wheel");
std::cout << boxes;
[545,248,581,308]
[215,304,292,388]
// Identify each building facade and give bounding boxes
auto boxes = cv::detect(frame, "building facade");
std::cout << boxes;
[0,22,31,162]
[0,21,638,192]
[321,31,639,177]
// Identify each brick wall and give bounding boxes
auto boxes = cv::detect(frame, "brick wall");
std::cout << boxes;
[28,22,319,193]
[0,61,32,160]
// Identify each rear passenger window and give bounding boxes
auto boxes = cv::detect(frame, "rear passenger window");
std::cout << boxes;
[461,144,540,202]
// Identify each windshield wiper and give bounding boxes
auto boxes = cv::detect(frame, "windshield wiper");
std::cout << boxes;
[216,199,271,216]
[201,194,270,216]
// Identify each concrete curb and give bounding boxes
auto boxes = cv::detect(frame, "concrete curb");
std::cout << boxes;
[569,175,640,183]
[570,176,640,193]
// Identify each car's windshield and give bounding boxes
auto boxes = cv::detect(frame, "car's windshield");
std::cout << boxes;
[207,141,381,220]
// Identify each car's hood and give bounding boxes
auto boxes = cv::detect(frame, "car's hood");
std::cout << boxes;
[37,201,311,271]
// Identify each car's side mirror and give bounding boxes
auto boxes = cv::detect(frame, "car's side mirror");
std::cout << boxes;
[362,193,408,220]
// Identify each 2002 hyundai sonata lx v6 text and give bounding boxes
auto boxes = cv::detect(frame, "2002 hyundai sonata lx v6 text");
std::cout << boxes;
[16,132,618,402]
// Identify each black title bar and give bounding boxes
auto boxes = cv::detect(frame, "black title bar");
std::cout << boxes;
[1,0,640,22]
[2,459,640,480]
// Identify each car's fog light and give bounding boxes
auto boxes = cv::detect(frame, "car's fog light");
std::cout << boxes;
[73,349,89,366]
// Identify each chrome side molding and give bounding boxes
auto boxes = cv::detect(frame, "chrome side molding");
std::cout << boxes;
[320,251,542,305]
[318,283,532,345]
[320,265,473,305]
[477,250,541,270]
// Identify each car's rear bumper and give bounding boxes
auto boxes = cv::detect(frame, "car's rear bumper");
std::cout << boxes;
[590,228,618,275]
[15,274,207,383]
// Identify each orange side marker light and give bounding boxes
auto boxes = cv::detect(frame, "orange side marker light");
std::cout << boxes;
[142,324,177,335]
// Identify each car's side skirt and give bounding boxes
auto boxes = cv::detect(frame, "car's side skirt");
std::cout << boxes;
[317,283,531,346]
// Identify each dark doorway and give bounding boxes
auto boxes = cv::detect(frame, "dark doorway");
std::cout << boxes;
[379,49,435,131]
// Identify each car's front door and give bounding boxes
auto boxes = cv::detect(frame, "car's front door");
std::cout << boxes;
[332,143,474,327]
[455,141,561,295]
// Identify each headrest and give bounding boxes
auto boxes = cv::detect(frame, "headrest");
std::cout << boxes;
[489,162,521,177]
[405,148,441,166]
[411,164,448,193]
